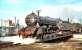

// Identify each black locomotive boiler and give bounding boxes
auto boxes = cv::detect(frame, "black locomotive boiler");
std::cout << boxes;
[18,12,73,42]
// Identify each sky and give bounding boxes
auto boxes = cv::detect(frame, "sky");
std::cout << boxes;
[0,0,82,26]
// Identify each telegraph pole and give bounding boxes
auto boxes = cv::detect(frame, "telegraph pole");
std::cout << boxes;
[79,18,81,24]
[15,16,16,27]
[0,19,3,36]
[17,19,19,29]
[1,19,3,27]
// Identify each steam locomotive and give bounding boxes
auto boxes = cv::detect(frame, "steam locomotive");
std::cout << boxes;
[18,12,73,42]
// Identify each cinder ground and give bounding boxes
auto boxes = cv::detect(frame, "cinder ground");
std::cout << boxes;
[1,38,82,50]
[1,34,82,50]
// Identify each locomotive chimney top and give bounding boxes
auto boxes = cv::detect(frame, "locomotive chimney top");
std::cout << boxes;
[37,10,41,17]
